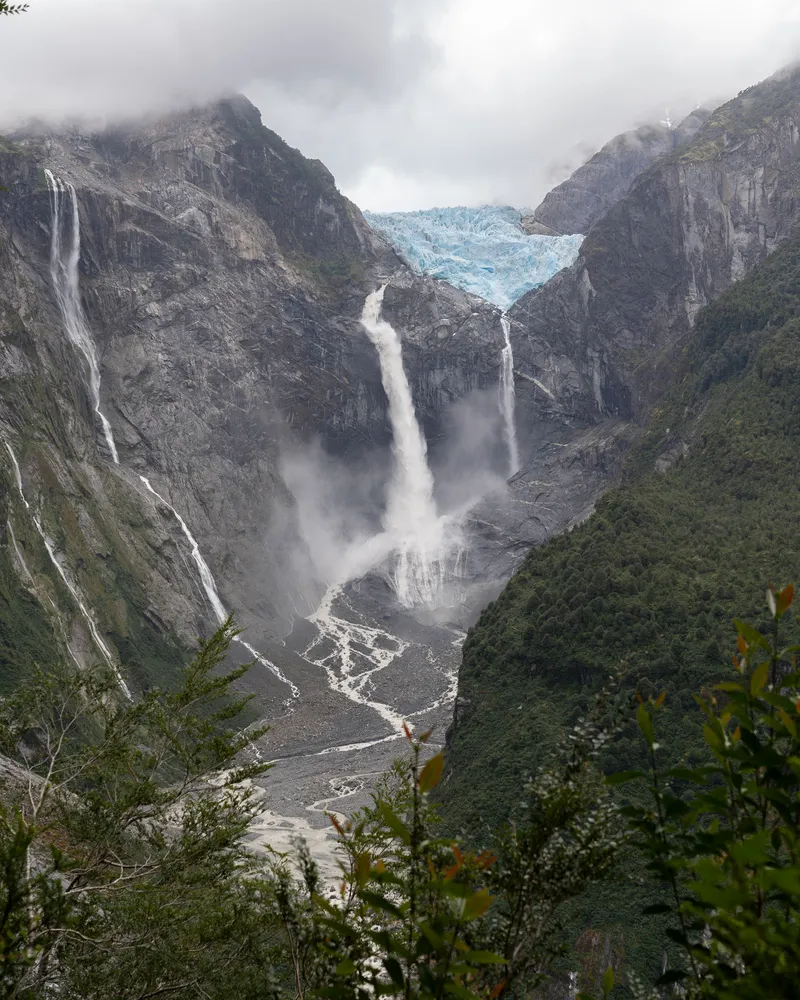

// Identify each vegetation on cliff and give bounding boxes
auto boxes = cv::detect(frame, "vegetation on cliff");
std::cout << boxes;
[442,224,800,978]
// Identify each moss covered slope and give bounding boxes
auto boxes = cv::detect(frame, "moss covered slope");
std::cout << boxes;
[442,231,800,972]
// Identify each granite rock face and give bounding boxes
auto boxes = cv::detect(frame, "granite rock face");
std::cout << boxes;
[509,69,800,441]
[524,108,713,236]
[0,96,505,689]
[3,69,799,708]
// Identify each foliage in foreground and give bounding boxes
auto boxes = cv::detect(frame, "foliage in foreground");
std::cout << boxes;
[0,618,619,999]
[610,583,800,999]
[3,587,800,998]
[0,618,277,999]
[272,713,619,1000]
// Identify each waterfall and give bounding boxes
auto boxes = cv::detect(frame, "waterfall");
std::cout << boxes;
[4,440,131,698]
[139,476,299,700]
[44,170,119,464]
[360,287,460,607]
[499,315,519,476]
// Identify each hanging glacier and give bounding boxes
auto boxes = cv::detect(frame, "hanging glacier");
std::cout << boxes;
[365,205,583,310]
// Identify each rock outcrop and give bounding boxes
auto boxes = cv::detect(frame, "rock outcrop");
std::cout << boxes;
[523,107,713,235]
[509,68,800,438]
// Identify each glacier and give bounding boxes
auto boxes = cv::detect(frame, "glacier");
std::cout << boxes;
[365,205,583,311]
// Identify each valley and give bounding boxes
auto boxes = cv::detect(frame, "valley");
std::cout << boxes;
[4,55,800,994]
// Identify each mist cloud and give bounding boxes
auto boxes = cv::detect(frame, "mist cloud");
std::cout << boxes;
[250,0,800,209]
[1,0,799,209]
[0,0,438,124]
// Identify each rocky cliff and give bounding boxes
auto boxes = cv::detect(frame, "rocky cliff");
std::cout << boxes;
[523,107,713,236]
[507,68,800,444]
[0,96,504,696]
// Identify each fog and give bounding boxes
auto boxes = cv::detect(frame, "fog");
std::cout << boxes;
[270,385,509,617]
[1,1,798,210]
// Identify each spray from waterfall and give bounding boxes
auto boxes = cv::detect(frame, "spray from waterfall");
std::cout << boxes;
[360,287,462,608]
[4,440,131,698]
[139,476,299,700]
[499,315,519,477]
[45,170,119,464]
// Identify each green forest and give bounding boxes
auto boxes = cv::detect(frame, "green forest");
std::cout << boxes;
[442,224,800,980]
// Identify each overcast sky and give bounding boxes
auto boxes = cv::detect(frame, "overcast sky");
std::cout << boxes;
[2,0,799,210]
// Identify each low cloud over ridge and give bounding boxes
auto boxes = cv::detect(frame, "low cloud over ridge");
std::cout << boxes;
[2,0,800,210]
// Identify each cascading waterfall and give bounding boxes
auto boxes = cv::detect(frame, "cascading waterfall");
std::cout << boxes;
[499,315,520,476]
[4,440,131,698]
[44,170,119,464]
[139,476,299,701]
[360,287,462,607]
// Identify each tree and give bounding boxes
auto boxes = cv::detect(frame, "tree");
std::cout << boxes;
[273,710,620,999]
[607,583,800,998]
[0,618,277,999]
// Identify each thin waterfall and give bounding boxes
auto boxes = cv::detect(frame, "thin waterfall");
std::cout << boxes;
[44,170,119,464]
[499,315,519,476]
[4,440,131,698]
[139,476,299,700]
[360,287,461,607]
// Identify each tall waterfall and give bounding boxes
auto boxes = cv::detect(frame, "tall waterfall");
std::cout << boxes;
[45,170,119,464]
[499,315,519,477]
[361,287,460,607]
[139,476,299,700]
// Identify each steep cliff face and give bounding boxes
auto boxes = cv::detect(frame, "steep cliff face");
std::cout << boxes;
[523,107,713,236]
[443,64,800,988]
[508,68,800,441]
[0,97,504,693]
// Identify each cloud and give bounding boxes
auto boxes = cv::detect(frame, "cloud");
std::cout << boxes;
[253,0,800,210]
[0,0,439,123]
[2,0,800,210]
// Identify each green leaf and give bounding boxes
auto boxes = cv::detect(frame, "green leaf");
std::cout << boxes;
[462,949,506,965]
[764,868,800,894]
[463,889,492,920]
[733,619,770,651]
[602,965,614,997]
[778,707,797,738]
[378,803,411,844]
[750,660,769,695]
[336,958,356,976]
[419,922,446,951]
[729,832,770,865]
[605,769,647,785]
[637,703,655,747]
[384,957,404,987]
[665,766,714,784]
[443,984,480,1000]
[359,889,403,917]
[419,752,444,793]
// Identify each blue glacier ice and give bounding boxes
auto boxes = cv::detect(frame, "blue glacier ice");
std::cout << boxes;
[365,205,583,311]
